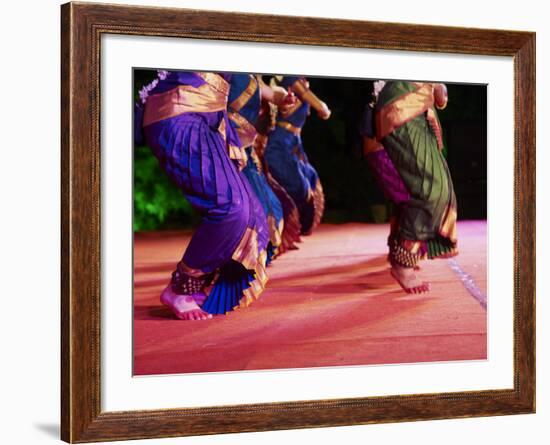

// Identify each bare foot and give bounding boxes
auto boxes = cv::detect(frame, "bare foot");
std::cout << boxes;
[390,264,430,294]
[160,285,212,320]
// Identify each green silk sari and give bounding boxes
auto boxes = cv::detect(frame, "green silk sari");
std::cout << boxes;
[375,81,458,259]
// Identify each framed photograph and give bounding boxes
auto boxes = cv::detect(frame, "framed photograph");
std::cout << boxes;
[61,1,535,442]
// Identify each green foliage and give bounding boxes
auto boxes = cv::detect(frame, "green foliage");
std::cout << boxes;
[133,69,199,231]
[133,145,197,231]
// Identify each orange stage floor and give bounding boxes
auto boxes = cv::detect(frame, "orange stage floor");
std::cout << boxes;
[133,221,487,375]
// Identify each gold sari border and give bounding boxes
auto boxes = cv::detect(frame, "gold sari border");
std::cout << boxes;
[362,136,384,155]
[279,97,303,119]
[176,261,209,278]
[228,227,270,310]
[277,120,301,136]
[231,227,261,270]
[278,193,302,254]
[229,75,258,112]
[267,214,283,248]
[249,147,263,173]
[196,72,229,96]
[237,250,268,310]
[228,111,258,149]
[429,247,459,260]
[228,144,248,170]
[218,115,227,141]
[253,134,269,158]
[375,83,435,141]
[399,239,424,255]
[219,117,247,170]
[312,180,325,231]
[290,77,308,96]
[143,83,227,127]
[439,204,458,243]
[426,108,444,150]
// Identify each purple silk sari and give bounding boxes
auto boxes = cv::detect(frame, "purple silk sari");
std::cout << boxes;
[142,72,269,314]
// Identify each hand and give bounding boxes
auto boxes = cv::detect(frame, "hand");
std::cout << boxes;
[433,83,448,109]
[317,102,331,120]
[277,88,298,116]
[275,87,296,106]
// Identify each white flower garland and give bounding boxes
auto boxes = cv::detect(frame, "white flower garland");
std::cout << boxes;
[373,80,386,101]
[138,70,170,104]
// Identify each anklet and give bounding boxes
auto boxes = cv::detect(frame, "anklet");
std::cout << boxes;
[170,267,212,295]
[390,239,421,268]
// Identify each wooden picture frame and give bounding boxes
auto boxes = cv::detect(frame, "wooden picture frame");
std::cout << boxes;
[61,1,535,442]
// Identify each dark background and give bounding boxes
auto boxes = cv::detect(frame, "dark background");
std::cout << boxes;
[133,70,487,231]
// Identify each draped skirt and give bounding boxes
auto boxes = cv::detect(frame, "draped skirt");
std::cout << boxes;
[241,146,284,262]
[144,111,270,313]
[264,126,324,235]
[368,113,458,259]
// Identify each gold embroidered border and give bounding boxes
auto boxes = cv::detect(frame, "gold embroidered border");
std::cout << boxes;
[228,111,258,149]
[277,120,301,136]
[237,250,268,309]
[290,77,309,96]
[231,227,260,270]
[400,239,423,254]
[439,203,458,243]
[426,108,444,150]
[278,97,303,119]
[229,229,270,310]
[228,144,248,170]
[253,134,269,158]
[176,261,208,278]
[143,83,227,126]
[362,136,384,155]
[312,179,325,231]
[248,147,263,173]
[229,75,258,112]
[267,214,283,247]
[218,115,227,140]
[197,72,230,96]
[375,83,435,141]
